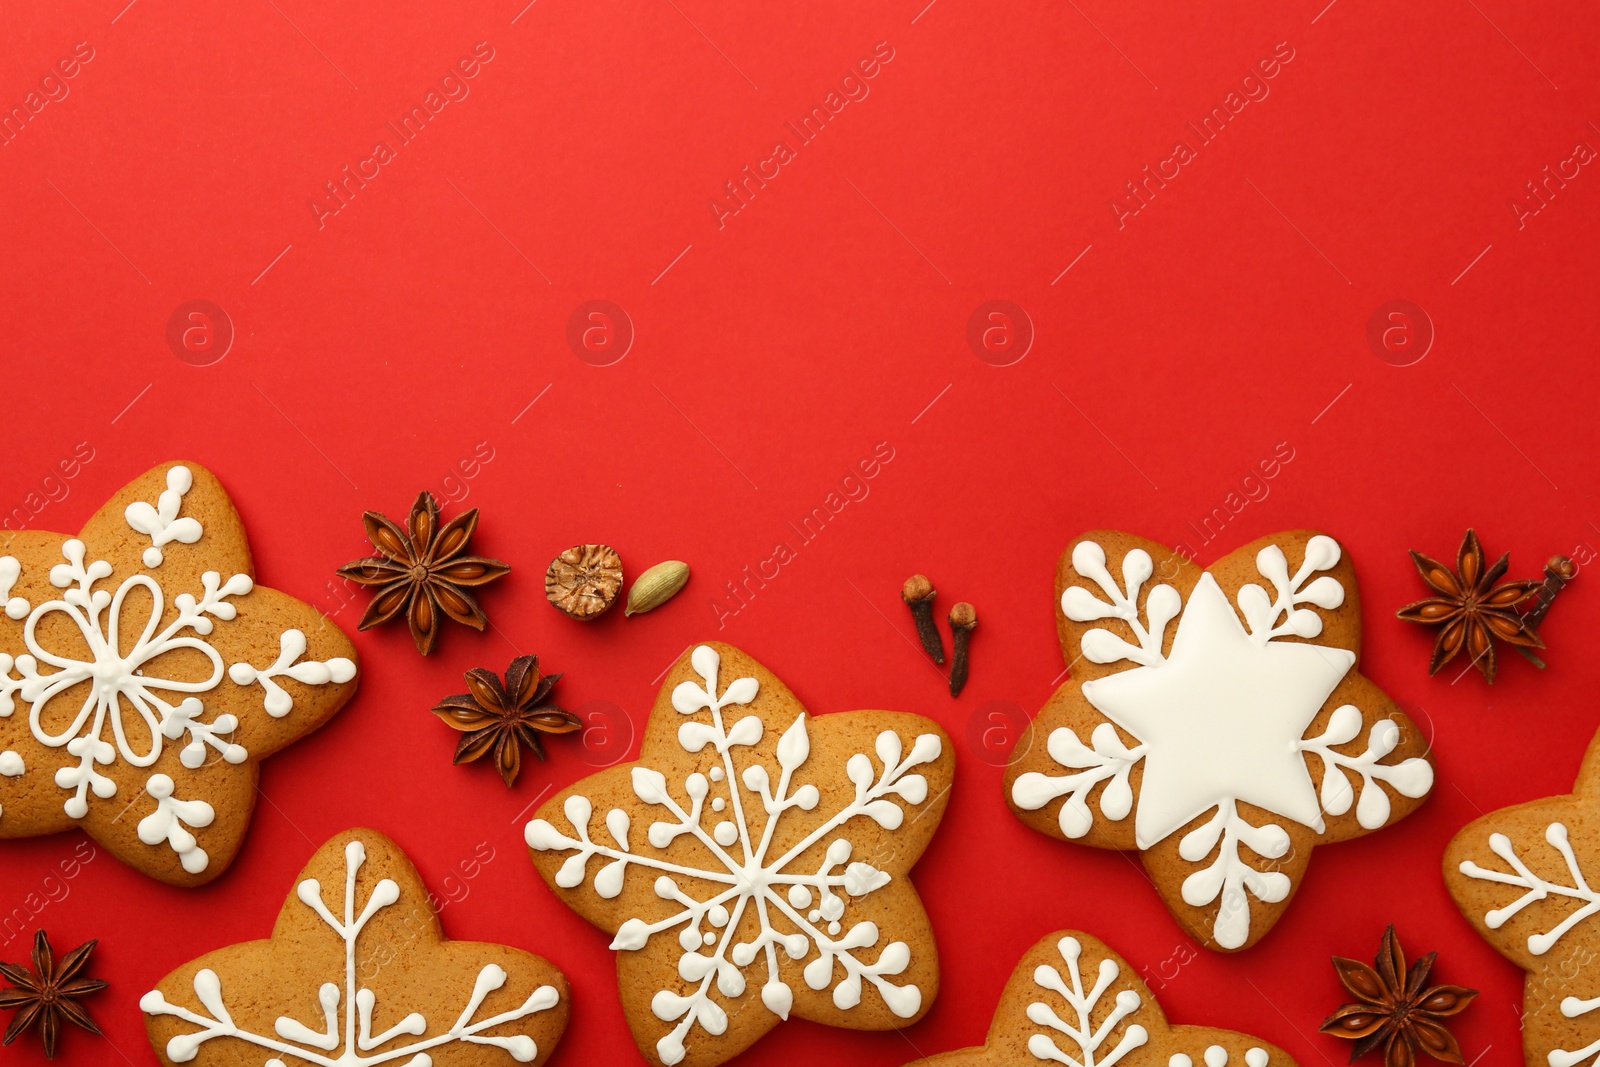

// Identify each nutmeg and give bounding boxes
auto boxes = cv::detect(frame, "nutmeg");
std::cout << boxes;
[545,544,624,620]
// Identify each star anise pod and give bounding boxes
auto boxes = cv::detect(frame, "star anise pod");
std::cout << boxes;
[432,655,582,786]
[1396,528,1543,683]
[1319,925,1477,1067]
[337,491,510,655]
[0,930,107,1058]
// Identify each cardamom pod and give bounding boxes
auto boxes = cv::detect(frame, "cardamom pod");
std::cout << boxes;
[626,560,690,616]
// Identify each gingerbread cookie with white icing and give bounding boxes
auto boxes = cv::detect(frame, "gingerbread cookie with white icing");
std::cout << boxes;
[0,462,358,885]
[903,930,1295,1067]
[524,641,954,1067]
[1444,724,1600,1067]
[1006,531,1434,951]
[143,828,569,1066]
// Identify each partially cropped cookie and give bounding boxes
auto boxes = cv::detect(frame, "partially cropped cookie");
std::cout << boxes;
[904,930,1295,1066]
[1006,532,1434,951]
[142,828,569,1066]
[524,641,954,1067]
[0,462,358,885]
[1444,724,1600,1067]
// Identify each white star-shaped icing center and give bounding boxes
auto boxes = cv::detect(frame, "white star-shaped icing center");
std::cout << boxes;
[1082,573,1355,849]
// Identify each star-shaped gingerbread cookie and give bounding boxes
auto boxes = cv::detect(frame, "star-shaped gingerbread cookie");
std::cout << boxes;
[142,828,569,1066]
[902,930,1295,1067]
[524,642,954,1067]
[1006,531,1435,951]
[0,462,358,885]
[1444,724,1600,1067]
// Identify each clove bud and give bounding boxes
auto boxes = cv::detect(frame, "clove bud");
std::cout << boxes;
[901,574,944,663]
[1511,555,1577,668]
[948,602,976,697]
[1521,555,1577,631]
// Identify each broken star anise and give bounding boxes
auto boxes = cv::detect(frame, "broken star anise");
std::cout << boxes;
[0,930,107,1059]
[1396,528,1543,684]
[432,655,582,786]
[337,491,510,656]
[1319,924,1477,1067]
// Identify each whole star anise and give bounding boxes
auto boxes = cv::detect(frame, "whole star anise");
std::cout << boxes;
[1319,925,1477,1067]
[432,655,582,786]
[0,930,107,1059]
[1396,529,1544,683]
[337,491,510,655]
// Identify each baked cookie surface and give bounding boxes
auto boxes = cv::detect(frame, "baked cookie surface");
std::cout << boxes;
[525,641,954,1067]
[1006,531,1434,951]
[0,462,358,885]
[903,930,1295,1067]
[1444,724,1600,1067]
[142,827,569,1066]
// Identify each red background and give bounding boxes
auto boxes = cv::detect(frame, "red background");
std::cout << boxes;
[1,0,1598,1063]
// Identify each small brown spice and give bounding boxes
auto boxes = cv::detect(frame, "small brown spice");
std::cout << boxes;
[432,655,582,786]
[336,491,510,656]
[546,544,624,620]
[948,602,976,697]
[901,575,944,663]
[1319,924,1476,1067]
[1396,529,1554,683]
[0,930,107,1059]
[1520,554,1577,633]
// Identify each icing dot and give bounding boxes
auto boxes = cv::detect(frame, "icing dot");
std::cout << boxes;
[1204,1048,1227,1067]
[1169,1057,1193,1067]
[712,797,726,812]
[1245,1051,1268,1067]
[827,921,841,935]
[4,597,27,620]
[808,909,822,923]
[788,885,812,909]
[709,767,724,781]
[703,932,715,946]
[713,821,738,846]
[0,751,23,777]
[708,905,730,928]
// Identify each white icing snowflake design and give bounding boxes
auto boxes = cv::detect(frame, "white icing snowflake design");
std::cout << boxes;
[1012,536,1433,948]
[1024,935,1272,1067]
[0,749,21,818]
[1459,823,1600,1067]
[142,838,561,1065]
[525,644,942,1065]
[1460,824,1600,957]
[1026,935,1149,1066]
[0,465,354,873]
